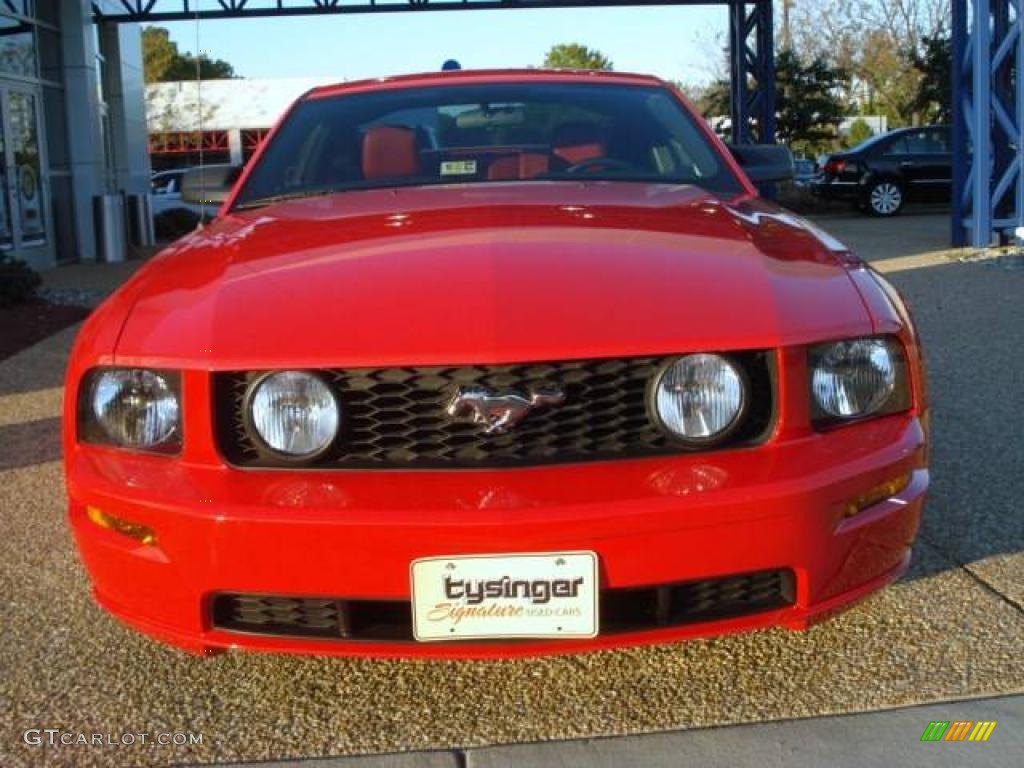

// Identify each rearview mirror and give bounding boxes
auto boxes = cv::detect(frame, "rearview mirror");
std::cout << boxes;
[727,144,795,184]
[180,164,242,206]
[455,107,525,129]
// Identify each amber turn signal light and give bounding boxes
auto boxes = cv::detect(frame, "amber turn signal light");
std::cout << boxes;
[86,506,157,545]
[844,472,912,518]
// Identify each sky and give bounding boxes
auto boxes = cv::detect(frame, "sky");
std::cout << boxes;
[161,6,728,87]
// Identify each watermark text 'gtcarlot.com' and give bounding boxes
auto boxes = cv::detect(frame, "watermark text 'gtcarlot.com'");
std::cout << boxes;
[24,729,203,747]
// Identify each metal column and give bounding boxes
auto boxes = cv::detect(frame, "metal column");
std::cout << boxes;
[952,0,1024,247]
[728,0,776,145]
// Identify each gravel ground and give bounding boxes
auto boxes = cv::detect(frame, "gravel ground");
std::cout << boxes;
[1,214,1021,768]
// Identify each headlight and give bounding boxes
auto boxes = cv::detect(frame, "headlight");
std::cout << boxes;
[248,371,339,458]
[652,354,747,444]
[86,368,181,451]
[810,337,910,422]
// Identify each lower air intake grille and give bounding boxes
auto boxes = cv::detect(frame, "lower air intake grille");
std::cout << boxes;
[211,568,795,642]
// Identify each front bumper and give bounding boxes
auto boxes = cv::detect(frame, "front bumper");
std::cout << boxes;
[67,414,926,658]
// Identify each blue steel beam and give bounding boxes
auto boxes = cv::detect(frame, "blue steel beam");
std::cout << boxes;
[992,0,1012,228]
[953,0,1024,247]
[728,0,775,145]
[951,0,968,245]
[1018,0,1024,232]
[94,0,728,21]
[972,0,992,247]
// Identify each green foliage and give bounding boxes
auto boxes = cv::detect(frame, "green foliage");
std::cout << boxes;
[142,26,236,83]
[163,53,235,82]
[856,29,921,128]
[694,79,730,123]
[542,44,613,71]
[142,27,177,84]
[774,50,849,154]
[696,50,847,155]
[911,34,952,124]
[844,117,874,148]
[0,255,41,307]
[680,79,726,119]
[784,0,946,127]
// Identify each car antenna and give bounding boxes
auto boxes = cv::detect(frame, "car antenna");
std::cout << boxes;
[442,59,462,71]
[194,7,205,230]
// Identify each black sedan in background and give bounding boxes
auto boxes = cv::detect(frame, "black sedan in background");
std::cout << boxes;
[813,126,951,216]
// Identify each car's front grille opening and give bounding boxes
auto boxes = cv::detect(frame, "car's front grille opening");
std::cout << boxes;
[210,568,795,642]
[599,568,795,633]
[213,352,776,469]
[211,595,412,642]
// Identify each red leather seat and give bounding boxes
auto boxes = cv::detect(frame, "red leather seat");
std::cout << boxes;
[362,126,419,179]
[552,122,606,167]
[487,153,550,181]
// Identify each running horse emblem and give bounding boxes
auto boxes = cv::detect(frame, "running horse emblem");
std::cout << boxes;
[446,386,566,434]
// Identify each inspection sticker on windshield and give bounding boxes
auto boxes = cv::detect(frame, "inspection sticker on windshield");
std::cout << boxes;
[440,160,478,176]
[411,551,598,641]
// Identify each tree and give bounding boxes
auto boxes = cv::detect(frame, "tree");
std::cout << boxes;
[163,52,235,82]
[693,79,729,122]
[142,26,236,83]
[142,27,178,83]
[856,28,922,125]
[911,34,952,123]
[844,117,874,148]
[774,51,849,153]
[543,44,613,71]
[785,0,949,126]
[698,50,848,154]
[669,80,715,112]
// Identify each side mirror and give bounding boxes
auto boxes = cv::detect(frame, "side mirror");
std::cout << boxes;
[180,164,242,206]
[727,144,795,184]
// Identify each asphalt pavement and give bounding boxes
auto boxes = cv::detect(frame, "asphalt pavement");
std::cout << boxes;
[0,211,1021,767]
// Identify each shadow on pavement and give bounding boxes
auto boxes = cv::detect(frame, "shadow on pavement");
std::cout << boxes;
[0,417,62,471]
[0,325,79,398]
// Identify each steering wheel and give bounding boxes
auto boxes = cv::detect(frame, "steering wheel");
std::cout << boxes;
[565,156,638,175]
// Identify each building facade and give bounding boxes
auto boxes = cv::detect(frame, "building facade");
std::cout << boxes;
[1,1,149,270]
[146,77,340,170]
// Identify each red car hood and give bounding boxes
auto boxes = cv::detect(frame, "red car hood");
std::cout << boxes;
[114,183,872,368]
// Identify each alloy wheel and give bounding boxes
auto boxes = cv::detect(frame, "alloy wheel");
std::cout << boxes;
[869,182,903,216]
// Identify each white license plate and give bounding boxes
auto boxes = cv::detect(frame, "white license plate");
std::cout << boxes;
[410,551,598,641]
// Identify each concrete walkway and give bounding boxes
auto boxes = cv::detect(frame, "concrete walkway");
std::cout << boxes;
[218,695,1022,768]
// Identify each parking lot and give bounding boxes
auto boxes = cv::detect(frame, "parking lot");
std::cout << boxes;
[0,211,1021,767]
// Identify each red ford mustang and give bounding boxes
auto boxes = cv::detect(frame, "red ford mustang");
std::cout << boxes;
[64,70,928,658]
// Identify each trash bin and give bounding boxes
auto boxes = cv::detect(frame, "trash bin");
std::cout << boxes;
[126,193,155,247]
[93,194,126,263]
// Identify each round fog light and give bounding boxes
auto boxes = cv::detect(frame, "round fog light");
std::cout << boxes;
[652,354,746,443]
[249,371,339,458]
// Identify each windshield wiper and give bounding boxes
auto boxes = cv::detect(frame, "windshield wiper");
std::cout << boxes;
[232,186,350,211]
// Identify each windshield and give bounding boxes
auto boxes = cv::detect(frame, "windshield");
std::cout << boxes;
[232,81,742,209]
